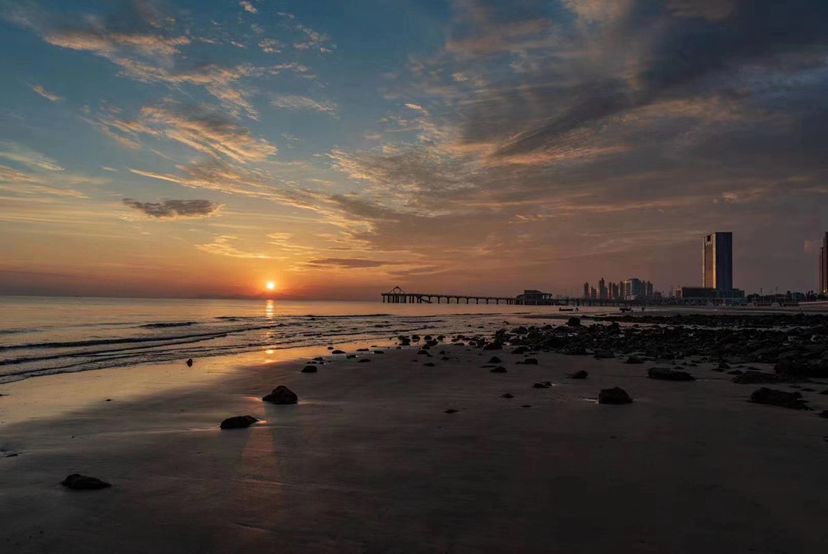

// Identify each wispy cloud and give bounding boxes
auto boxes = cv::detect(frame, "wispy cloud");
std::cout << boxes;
[122,198,221,219]
[271,95,337,114]
[239,1,257,15]
[30,84,61,102]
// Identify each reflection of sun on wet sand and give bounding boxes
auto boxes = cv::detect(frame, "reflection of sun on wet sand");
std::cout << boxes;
[1,314,827,552]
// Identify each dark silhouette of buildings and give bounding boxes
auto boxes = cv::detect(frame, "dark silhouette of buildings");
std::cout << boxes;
[821,232,828,294]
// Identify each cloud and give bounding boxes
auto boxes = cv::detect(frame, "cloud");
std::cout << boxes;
[271,95,337,114]
[239,1,257,15]
[305,257,389,269]
[31,84,61,102]
[0,142,63,172]
[122,198,221,219]
[196,235,272,259]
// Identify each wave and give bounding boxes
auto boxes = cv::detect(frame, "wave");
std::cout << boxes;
[139,321,197,329]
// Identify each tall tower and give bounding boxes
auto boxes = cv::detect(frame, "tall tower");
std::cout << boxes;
[703,232,733,292]
[821,232,828,294]
[583,282,590,299]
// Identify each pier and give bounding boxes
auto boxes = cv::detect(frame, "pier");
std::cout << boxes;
[381,287,516,305]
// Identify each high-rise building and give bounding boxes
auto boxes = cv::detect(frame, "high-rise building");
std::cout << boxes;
[820,232,828,294]
[645,281,654,298]
[583,282,590,299]
[703,232,733,292]
[590,286,597,300]
[598,278,607,299]
[623,278,645,298]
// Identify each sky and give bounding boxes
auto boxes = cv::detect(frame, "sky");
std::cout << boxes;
[0,0,826,300]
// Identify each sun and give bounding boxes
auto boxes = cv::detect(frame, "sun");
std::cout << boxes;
[265,281,277,292]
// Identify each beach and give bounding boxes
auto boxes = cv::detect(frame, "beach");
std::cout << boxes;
[2,314,827,553]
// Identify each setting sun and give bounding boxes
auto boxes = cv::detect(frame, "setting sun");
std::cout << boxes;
[265,281,276,292]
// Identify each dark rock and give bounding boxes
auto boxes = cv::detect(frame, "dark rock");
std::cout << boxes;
[220,415,258,429]
[567,317,581,327]
[599,387,633,405]
[749,387,810,410]
[483,342,502,350]
[186,358,193,367]
[488,356,502,364]
[301,365,317,373]
[373,350,384,354]
[819,410,828,419]
[717,361,731,370]
[262,385,298,404]
[511,346,529,355]
[521,404,532,408]
[624,356,644,365]
[567,370,589,379]
[423,362,435,367]
[346,354,357,359]
[331,349,345,354]
[532,381,552,389]
[821,389,828,395]
[61,474,111,490]
[593,350,614,359]
[732,371,785,384]
[445,409,458,414]
[648,367,695,382]
[522,358,539,365]
[728,369,744,375]
[490,366,507,373]
[417,349,431,356]
[501,393,514,398]
[358,358,371,363]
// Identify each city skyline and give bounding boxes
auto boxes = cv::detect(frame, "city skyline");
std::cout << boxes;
[1,0,827,300]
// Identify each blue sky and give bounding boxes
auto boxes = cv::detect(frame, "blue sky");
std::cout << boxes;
[1,0,827,298]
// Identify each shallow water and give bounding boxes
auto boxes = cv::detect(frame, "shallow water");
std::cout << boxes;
[0,296,624,383]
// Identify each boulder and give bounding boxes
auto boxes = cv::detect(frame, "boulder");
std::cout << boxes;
[358,358,371,363]
[749,387,810,410]
[567,370,589,379]
[532,381,552,389]
[301,365,317,373]
[501,393,514,399]
[61,474,111,490]
[331,349,345,354]
[423,362,435,367]
[648,367,695,382]
[220,415,258,429]
[490,366,508,373]
[262,385,298,404]
[567,317,581,327]
[445,408,458,414]
[522,358,539,365]
[599,387,633,405]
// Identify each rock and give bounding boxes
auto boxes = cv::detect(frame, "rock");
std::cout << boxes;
[417,349,431,356]
[445,408,458,414]
[61,474,111,490]
[749,387,810,410]
[301,365,317,373]
[819,410,828,419]
[567,317,581,327]
[522,358,539,365]
[501,393,514,399]
[483,342,502,350]
[532,381,552,389]
[648,367,695,382]
[599,387,633,405]
[262,386,298,404]
[732,371,785,384]
[220,415,258,429]
[331,349,345,354]
[593,350,614,359]
[567,370,589,379]
[717,361,731,370]
[511,346,529,355]
[488,356,502,364]
[423,362,435,367]
[346,354,357,359]
[728,369,744,375]
[490,366,508,373]
[358,358,371,363]
[356,348,369,352]
[624,356,644,365]
[373,350,384,354]
[521,404,532,408]
[821,389,828,395]
[186,358,193,367]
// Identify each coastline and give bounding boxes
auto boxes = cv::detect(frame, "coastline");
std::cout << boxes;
[2,332,827,552]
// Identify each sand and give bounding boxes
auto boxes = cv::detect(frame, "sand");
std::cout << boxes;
[1,342,827,553]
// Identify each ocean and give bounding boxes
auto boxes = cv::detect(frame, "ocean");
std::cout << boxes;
[0,296,615,384]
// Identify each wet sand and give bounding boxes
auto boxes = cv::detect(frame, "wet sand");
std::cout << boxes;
[1,343,827,553]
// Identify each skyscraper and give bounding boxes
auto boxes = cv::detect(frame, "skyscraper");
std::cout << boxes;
[820,232,828,294]
[583,282,590,299]
[703,232,733,292]
[598,278,607,299]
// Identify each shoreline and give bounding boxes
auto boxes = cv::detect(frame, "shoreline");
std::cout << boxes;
[1,327,827,552]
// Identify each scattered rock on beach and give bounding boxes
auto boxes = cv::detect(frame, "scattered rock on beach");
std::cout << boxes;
[749,387,810,410]
[532,381,552,389]
[331,349,345,354]
[445,409,458,414]
[567,370,589,379]
[599,387,633,405]
[567,317,581,327]
[522,358,539,365]
[301,365,317,373]
[648,367,695,381]
[624,356,644,365]
[732,371,788,384]
[358,358,371,363]
[186,358,193,367]
[490,366,507,373]
[220,415,258,429]
[262,386,298,404]
[501,393,514,399]
[61,474,111,490]
[488,356,502,364]
[424,362,435,367]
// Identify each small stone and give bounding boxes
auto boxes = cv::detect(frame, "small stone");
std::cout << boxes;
[301,365,318,373]
[220,415,258,429]
[358,358,371,363]
[523,358,539,365]
[567,370,589,379]
[262,385,298,404]
[490,366,507,373]
[501,393,514,399]
[424,362,435,367]
[567,317,581,327]
[331,349,345,354]
[521,404,532,408]
[749,387,810,410]
[186,358,193,367]
[599,387,633,405]
[532,381,552,389]
[445,409,458,414]
[488,356,502,364]
[624,356,644,365]
[648,368,695,382]
[61,474,111,490]
[819,410,828,419]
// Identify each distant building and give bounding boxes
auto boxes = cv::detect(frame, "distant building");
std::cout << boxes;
[821,232,828,294]
[583,282,590,299]
[590,286,597,300]
[623,278,645,299]
[610,282,619,299]
[645,281,654,298]
[676,286,744,300]
[703,232,733,292]
[598,278,607,300]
